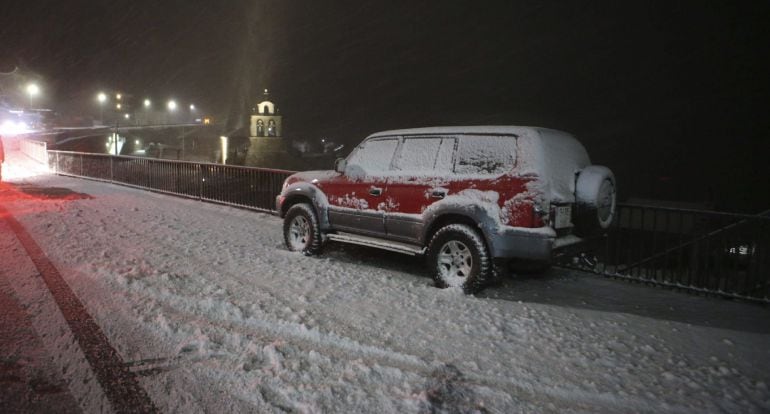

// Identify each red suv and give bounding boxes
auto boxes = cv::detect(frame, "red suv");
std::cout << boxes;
[277,126,615,292]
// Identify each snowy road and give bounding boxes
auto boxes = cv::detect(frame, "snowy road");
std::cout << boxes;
[1,149,769,413]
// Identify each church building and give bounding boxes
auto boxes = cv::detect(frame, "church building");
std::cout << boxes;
[250,89,282,138]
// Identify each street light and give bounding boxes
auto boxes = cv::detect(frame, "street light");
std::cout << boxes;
[166,100,177,125]
[140,99,151,126]
[220,136,228,164]
[26,83,40,109]
[188,104,197,124]
[97,92,107,124]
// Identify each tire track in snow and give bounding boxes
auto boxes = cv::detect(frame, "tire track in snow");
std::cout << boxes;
[42,188,680,413]
[25,193,512,408]
[10,180,701,413]
[0,204,159,414]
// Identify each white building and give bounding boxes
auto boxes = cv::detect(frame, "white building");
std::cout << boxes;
[249,89,282,138]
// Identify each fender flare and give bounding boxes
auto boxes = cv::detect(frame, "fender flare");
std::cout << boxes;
[421,196,502,247]
[279,182,332,230]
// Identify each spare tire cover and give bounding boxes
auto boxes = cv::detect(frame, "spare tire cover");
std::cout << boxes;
[575,166,616,231]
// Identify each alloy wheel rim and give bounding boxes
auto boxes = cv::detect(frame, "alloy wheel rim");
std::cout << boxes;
[289,216,310,250]
[437,240,473,287]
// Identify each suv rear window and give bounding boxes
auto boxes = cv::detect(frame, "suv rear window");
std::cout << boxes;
[454,135,516,175]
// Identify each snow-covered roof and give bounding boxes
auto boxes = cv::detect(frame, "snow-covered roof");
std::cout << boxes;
[368,125,563,138]
[255,100,277,115]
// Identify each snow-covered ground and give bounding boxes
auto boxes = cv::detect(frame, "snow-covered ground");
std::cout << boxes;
[1,147,769,413]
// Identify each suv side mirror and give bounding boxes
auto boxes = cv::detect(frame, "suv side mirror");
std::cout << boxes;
[334,158,347,173]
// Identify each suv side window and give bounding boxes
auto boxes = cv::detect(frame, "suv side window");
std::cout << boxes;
[434,137,456,172]
[347,138,399,173]
[454,135,516,175]
[393,137,441,172]
[393,136,456,173]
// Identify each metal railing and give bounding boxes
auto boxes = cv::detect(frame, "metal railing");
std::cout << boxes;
[48,151,294,213]
[40,151,770,303]
[19,139,48,163]
[556,204,770,303]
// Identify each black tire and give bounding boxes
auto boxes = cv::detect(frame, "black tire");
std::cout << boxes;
[427,224,492,294]
[283,203,323,255]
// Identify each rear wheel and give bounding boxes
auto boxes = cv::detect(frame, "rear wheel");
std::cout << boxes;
[428,224,492,294]
[283,203,322,255]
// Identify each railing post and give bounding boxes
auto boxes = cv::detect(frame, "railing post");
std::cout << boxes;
[110,155,114,183]
[198,164,203,200]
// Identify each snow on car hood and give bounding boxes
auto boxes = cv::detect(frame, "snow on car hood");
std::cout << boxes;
[286,170,340,184]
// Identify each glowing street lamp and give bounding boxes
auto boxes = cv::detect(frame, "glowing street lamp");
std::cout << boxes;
[26,83,40,108]
[26,83,40,97]
[220,136,228,164]
[97,92,107,124]
[139,99,152,126]
[187,104,197,124]
[116,103,122,110]
[165,100,178,125]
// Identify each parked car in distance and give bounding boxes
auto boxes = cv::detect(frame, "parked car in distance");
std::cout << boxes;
[277,126,616,293]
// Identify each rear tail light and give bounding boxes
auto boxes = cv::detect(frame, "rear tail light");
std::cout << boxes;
[532,202,549,227]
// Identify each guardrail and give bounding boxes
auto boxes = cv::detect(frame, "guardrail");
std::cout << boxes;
[556,204,770,303]
[48,151,294,213]
[39,150,770,303]
[19,139,48,163]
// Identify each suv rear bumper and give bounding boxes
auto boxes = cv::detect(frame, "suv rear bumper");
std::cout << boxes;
[488,227,555,261]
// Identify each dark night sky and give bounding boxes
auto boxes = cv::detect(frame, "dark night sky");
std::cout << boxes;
[1,1,769,210]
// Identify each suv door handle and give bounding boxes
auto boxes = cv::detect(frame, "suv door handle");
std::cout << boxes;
[369,187,382,196]
[430,189,447,199]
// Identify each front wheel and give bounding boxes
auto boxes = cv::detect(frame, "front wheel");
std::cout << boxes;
[427,224,492,294]
[283,203,323,255]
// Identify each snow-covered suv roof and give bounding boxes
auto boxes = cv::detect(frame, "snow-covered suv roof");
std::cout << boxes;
[368,125,559,138]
